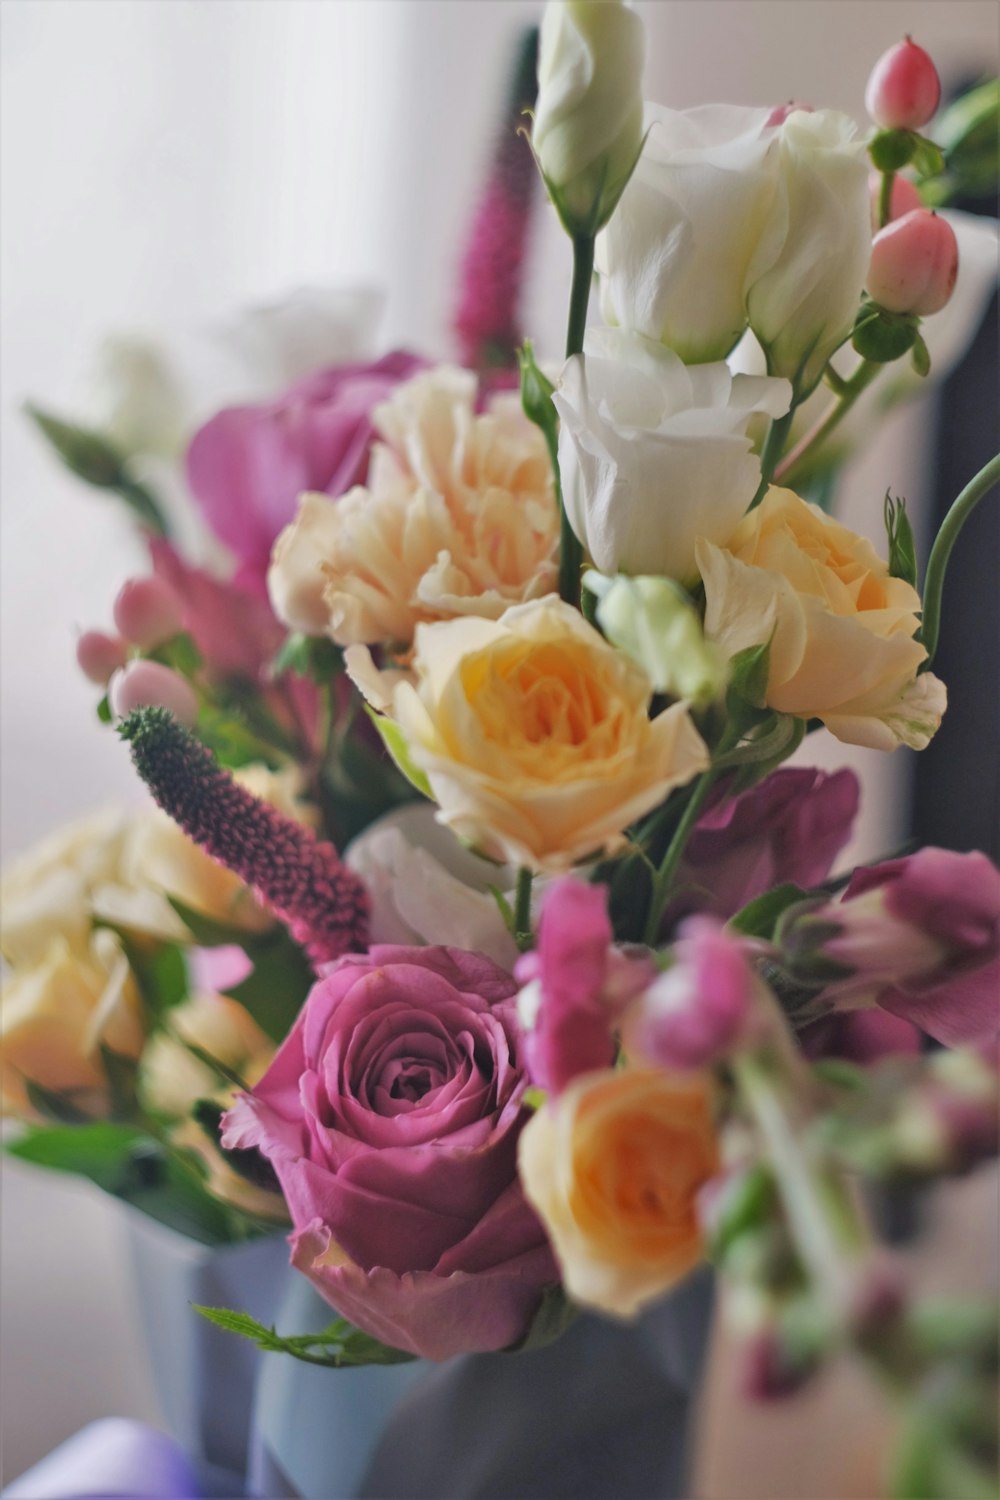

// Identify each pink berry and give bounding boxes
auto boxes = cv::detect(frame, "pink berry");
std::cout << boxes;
[76,629,127,685]
[109,660,198,727]
[113,576,183,649]
[865,38,941,131]
[765,102,814,128]
[868,170,922,230]
[867,208,959,315]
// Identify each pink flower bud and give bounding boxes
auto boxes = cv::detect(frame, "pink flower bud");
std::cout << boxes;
[867,169,922,230]
[76,629,127,685]
[865,38,941,131]
[622,918,754,1071]
[766,102,814,128]
[113,576,184,649]
[109,660,198,727]
[866,209,959,316]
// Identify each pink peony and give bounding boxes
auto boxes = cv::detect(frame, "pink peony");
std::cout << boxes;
[223,945,558,1360]
[670,767,860,926]
[186,351,425,584]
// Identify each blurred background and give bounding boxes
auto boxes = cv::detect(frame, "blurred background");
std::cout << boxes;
[2,1,997,1491]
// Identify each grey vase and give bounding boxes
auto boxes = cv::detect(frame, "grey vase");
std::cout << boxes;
[124,1208,289,1484]
[249,1268,714,1500]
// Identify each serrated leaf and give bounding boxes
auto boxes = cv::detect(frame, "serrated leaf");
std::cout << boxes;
[729,884,807,940]
[363,707,432,799]
[194,1304,416,1367]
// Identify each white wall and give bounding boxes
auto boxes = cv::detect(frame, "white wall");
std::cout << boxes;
[2,0,997,1484]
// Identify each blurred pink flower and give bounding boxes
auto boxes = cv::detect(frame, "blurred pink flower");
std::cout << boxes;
[623,918,755,1070]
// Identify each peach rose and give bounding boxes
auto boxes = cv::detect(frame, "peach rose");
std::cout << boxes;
[346,597,709,871]
[268,366,558,647]
[696,487,946,750]
[518,1067,719,1317]
[0,930,144,1117]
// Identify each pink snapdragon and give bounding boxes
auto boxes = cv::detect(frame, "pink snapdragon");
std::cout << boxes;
[622,918,756,1071]
[515,879,651,1097]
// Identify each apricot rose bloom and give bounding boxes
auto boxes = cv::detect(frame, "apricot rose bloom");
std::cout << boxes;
[268,367,558,647]
[346,597,709,871]
[518,1068,719,1318]
[697,487,946,751]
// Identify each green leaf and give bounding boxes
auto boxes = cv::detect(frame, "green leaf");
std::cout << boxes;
[504,1284,578,1353]
[194,1305,417,1367]
[165,896,254,948]
[98,1044,141,1121]
[26,403,125,486]
[910,332,931,379]
[884,492,918,587]
[222,928,315,1044]
[706,1164,777,1261]
[518,342,559,457]
[112,933,189,1022]
[152,632,204,677]
[363,707,432,799]
[726,640,772,716]
[23,1080,94,1124]
[729,884,807,940]
[8,1121,147,1185]
[97,695,112,725]
[908,132,946,180]
[272,633,343,683]
[193,704,281,771]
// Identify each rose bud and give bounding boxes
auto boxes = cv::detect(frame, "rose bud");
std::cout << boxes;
[113,576,183,649]
[76,629,127,685]
[865,38,941,131]
[109,660,198,727]
[867,169,922,229]
[867,209,959,315]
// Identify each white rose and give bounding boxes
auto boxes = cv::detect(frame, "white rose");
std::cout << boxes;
[533,0,646,234]
[345,803,519,970]
[597,103,780,362]
[746,109,871,395]
[552,328,791,581]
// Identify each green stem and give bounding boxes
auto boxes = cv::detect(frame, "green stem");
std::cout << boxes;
[514,866,534,952]
[919,451,1000,665]
[558,235,595,608]
[878,170,896,230]
[774,361,881,487]
[642,765,719,943]
[749,409,797,509]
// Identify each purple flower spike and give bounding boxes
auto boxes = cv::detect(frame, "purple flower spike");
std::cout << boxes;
[118,707,368,965]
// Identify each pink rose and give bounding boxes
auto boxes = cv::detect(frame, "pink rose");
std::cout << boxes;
[223,945,558,1360]
[186,351,425,584]
[671,767,860,926]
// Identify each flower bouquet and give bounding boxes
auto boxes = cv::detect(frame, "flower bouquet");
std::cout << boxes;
[4,4,999,1497]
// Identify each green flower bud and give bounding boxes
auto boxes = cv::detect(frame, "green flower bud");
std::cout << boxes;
[584,571,728,705]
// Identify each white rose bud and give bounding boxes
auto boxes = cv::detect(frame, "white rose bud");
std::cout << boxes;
[746,109,871,395]
[532,0,646,236]
[584,572,728,706]
[552,328,791,582]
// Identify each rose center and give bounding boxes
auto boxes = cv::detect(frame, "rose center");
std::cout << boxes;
[389,1061,435,1103]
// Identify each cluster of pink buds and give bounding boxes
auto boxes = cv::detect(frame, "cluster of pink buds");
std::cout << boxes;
[77,574,198,725]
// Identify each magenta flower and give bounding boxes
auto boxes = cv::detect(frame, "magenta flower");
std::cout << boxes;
[671,768,860,927]
[186,351,425,583]
[622,918,755,1071]
[788,848,1000,1048]
[223,945,558,1360]
[516,878,651,1098]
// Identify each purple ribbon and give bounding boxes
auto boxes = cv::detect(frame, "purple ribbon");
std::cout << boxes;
[2,1419,211,1499]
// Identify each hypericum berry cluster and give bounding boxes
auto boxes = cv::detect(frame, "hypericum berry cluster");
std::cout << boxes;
[119,706,369,965]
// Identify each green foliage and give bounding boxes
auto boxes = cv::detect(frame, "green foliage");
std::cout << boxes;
[194,1305,417,1367]
[884,492,918,587]
[111,932,189,1024]
[726,640,771,716]
[363,707,432,799]
[518,342,559,469]
[221,927,315,1044]
[852,304,919,364]
[26,403,170,534]
[729,884,807,941]
[272,633,343,684]
[504,1284,579,1353]
[868,128,944,179]
[921,79,1000,205]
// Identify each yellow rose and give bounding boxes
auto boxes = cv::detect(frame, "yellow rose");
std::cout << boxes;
[139,992,274,1119]
[696,487,946,750]
[269,367,558,648]
[518,1068,719,1318]
[1,810,132,965]
[346,597,709,871]
[0,931,144,1117]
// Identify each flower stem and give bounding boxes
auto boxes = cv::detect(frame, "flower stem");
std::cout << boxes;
[918,451,1000,665]
[642,765,719,944]
[749,409,797,510]
[558,235,595,608]
[878,170,896,230]
[514,866,534,951]
[774,360,881,487]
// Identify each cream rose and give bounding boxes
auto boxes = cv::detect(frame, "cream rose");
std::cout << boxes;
[268,367,558,648]
[0,931,144,1117]
[518,1067,719,1318]
[346,596,709,872]
[139,991,274,1119]
[697,487,946,751]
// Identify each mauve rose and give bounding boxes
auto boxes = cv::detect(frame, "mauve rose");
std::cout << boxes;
[223,945,558,1360]
[670,767,860,925]
[186,351,424,584]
